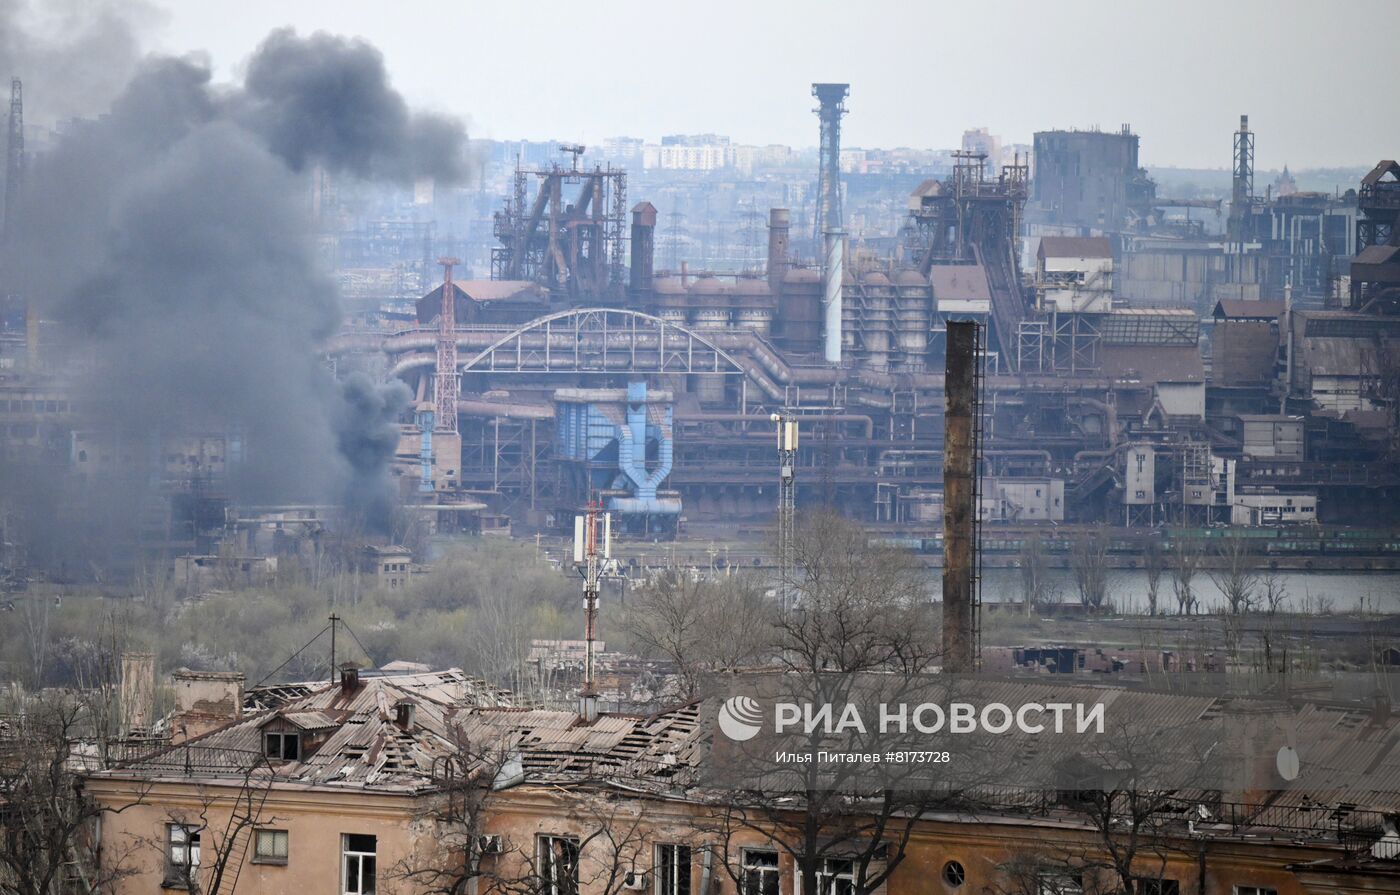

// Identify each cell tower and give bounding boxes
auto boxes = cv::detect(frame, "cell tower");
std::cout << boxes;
[4,78,22,244]
[1228,114,1254,252]
[434,258,460,434]
[772,411,798,611]
[572,505,613,722]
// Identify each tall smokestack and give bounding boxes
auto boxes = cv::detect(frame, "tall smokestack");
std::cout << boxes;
[813,84,848,365]
[630,201,657,303]
[823,231,844,363]
[767,208,790,293]
[942,321,979,673]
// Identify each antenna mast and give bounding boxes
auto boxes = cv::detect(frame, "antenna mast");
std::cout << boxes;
[573,503,613,722]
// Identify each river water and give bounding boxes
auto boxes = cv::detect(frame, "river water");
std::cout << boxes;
[969,568,1400,614]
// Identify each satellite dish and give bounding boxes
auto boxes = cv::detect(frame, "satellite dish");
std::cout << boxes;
[1276,745,1300,781]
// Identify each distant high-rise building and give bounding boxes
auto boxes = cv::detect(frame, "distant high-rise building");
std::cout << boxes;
[961,127,1001,173]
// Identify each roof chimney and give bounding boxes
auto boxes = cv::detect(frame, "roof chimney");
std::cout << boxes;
[394,700,415,729]
[339,662,361,693]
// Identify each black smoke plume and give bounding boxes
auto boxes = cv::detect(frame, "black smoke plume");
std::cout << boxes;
[1,17,466,572]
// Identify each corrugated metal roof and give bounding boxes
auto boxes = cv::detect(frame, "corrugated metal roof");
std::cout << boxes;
[1038,237,1112,260]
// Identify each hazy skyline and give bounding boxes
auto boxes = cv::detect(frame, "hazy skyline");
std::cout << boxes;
[140,0,1400,172]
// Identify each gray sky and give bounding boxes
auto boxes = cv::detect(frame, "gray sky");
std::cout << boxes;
[152,0,1400,170]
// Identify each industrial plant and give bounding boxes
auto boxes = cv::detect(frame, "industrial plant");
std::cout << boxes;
[4,6,1400,895]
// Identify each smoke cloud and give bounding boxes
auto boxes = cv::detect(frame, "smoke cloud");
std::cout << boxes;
[1,16,467,568]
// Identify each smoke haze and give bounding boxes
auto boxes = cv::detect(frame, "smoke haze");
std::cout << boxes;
[1,10,465,563]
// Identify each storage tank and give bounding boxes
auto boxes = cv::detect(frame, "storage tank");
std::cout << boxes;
[651,276,689,325]
[688,276,730,329]
[732,275,775,335]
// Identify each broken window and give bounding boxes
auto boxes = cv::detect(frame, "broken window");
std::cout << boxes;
[538,835,580,895]
[656,844,691,895]
[816,857,854,895]
[742,849,779,895]
[164,824,201,888]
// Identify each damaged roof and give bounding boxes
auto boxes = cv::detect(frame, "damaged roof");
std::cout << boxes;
[105,669,515,792]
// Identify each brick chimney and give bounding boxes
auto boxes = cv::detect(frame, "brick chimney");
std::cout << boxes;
[171,669,244,744]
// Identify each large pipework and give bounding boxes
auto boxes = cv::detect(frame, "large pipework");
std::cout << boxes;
[942,321,979,674]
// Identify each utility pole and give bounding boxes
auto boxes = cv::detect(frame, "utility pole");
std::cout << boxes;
[573,504,613,722]
[328,613,339,684]
[772,411,799,612]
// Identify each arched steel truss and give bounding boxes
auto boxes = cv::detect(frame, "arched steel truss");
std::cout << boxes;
[459,308,749,377]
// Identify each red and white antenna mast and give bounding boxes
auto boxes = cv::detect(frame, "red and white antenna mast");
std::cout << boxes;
[573,502,612,723]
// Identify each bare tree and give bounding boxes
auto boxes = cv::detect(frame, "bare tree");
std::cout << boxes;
[622,572,773,699]
[703,511,943,895]
[1170,536,1203,616]
[158,763,275,895]
[1070,527,1112,613]
[1142,537,1165,617]
[1018,531,1057,615]
[392,729,516,895]
[0,693,149,895]
[1206,532,1259,615]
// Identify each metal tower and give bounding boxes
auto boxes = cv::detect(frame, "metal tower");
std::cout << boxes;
[1228,114,1254,252]
[434,258,460,434]
[572,505,612,722]
[773,411,798,611]
[3,78,21,244]
[813,83,849,364]
[812,83,849,243]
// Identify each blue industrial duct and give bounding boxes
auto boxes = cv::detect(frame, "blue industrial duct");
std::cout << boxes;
[554,382,680,522]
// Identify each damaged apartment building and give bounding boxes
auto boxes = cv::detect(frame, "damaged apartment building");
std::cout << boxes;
[75,659,1400,895]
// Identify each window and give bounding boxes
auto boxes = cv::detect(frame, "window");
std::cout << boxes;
[253,829,289,865]
[1233,889,1277,895]
[741,849,779,895]
[264,731,301,761]
[943,861,966,888]
[656,844,691,895]
[1137,881,1179,895]
[164,824,201,888]
[1037,873,1082,895]
[343,834,376,895]
[816,858,854,895]
[538,835,580,895]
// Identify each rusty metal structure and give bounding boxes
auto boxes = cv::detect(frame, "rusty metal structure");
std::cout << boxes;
[434,258,460,435]
[491,146,627,304]
[907,150,1030,368]
[941,321,979,672]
